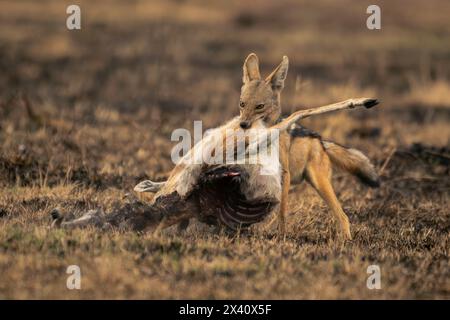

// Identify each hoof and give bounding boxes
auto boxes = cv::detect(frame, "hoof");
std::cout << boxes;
[363,99,379,109]
[50,208,64,228]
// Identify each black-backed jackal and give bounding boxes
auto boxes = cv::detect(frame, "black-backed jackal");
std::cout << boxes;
[133,53,380,240]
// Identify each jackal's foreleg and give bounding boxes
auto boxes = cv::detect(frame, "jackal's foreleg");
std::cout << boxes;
[278,133,291,238]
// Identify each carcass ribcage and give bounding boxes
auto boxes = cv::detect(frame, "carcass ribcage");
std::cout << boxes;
[196,166,277,231]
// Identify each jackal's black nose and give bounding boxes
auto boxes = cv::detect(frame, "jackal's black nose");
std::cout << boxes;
[240,121,250,129]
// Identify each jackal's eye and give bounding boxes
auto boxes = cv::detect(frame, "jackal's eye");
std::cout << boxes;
[239,101,245,108]
[256,103,265,110]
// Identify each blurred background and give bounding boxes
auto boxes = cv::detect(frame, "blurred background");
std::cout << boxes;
[0,0,448,299]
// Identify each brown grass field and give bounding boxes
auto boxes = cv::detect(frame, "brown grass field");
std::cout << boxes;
[0,0,449,299]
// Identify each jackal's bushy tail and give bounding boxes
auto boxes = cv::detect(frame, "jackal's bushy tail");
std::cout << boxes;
[323,141,380,188]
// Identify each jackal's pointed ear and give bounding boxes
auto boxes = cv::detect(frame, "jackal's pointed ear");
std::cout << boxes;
[243,53,261,83]
[266,56,289,92]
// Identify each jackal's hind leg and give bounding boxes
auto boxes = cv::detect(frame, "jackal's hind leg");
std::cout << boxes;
[305,155,352,240]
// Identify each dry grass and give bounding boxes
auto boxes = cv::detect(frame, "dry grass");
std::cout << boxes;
[0,0,449,299]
